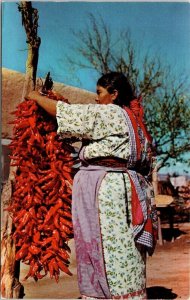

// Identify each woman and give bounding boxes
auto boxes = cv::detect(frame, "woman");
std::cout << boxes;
[28,72,157,300]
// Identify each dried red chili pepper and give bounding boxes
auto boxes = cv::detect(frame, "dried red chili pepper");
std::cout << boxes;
[7,92,79,281]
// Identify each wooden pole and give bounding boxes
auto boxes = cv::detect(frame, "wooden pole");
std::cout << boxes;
[1,180,25,299]
[152,162,159,196]
[152,159,164,245]
[1,2,41,298]
[20,1,41,98]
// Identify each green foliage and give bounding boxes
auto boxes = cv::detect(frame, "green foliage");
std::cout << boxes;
[144,77,190,169]
[68,13,190,171]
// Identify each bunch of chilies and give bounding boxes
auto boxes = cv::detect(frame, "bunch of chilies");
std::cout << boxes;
[7,92,78,282]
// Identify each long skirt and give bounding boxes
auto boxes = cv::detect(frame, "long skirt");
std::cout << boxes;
[72,166,146,300]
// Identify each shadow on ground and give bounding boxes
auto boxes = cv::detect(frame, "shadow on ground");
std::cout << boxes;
[147,286,177,299]
[161,227,187,242]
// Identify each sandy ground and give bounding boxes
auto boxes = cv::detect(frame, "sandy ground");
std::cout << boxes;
[19,222,190,300]
[146,222,190,300]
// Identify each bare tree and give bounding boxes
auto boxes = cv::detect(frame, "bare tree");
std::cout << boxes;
[145,75,190,170]
[68,13,190,171]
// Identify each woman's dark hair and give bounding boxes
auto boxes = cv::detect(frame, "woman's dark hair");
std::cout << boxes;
[97,72,136,107]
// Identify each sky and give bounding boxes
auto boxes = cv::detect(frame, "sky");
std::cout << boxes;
[2,1,190,93]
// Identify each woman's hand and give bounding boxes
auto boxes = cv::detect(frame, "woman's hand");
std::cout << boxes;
[25,90,57,117]
[27,90,69,104]
[26,90,42,103]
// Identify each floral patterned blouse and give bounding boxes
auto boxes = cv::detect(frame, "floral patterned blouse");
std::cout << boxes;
[57,102,134,162]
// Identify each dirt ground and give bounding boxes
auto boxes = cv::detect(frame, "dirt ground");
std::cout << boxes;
[146,222,190,300]
[19,222,190,300]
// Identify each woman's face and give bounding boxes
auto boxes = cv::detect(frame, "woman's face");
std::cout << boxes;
[95,85,115,105]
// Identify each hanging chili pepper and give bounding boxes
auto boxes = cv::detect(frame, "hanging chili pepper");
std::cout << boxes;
[7,89,79,282]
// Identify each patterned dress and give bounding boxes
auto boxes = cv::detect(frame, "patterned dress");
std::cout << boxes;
[56,102,157,300]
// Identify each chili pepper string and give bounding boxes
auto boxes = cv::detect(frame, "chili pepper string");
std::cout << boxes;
[7,95,79,282]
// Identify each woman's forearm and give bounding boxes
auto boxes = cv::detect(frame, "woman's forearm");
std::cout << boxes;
[26,91,57,117]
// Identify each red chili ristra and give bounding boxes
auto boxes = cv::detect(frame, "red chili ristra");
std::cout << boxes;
[7,91,78,282]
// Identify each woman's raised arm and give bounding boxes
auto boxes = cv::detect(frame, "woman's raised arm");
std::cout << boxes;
[26,90,57,117]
